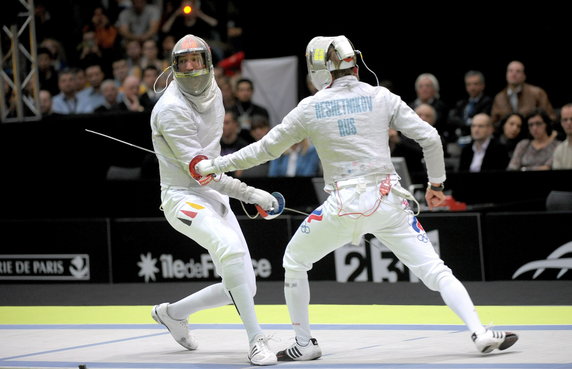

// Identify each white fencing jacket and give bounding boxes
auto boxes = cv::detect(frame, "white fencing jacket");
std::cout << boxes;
[215,75,446,190]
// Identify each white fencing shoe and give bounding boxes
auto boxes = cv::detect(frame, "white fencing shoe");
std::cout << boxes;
[472,329,518,353]
[248,335,277,366]
[276,338,322,361]
[151,303,198,350]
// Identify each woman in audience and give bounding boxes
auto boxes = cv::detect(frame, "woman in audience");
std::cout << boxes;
[507,109,560,171]
[497,112,526,159]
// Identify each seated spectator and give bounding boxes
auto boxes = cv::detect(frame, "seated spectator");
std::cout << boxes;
[415,103,450,157]
[89,6,119,53]
[160,33,176,63]
[237,115,271,178]
[508,109,560,171]
[217,76,236,109]
[72,68,88,96]
[121,75,145,112]
[39,89,54,116]
[221,110,249,156]
[496,112,526,159]
[552,103,572,169]
[220,111,248,177]
[117,0,161,42]
[458,113,509,172]
[161,0,222,62]
[125,39,143,79]
[37,47,59,96]
[78,29,103,68]
[268,138,320,177]
[491,60,556,127]
[40,38,67,72]
[249,114,271,142]
[409,73,451,142]
[230,78,270,143]
[77,64,106,113]
[112,57,130,89]
[139,65,161,110]
[52,69,90,114]
[448,70,493,139]
[95,80,126,112]
[140,39,168,71]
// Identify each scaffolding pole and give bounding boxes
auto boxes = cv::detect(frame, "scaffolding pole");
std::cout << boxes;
[0,0,41,123]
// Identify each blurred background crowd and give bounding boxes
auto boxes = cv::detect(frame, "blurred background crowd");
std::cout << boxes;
[2,0,571,183]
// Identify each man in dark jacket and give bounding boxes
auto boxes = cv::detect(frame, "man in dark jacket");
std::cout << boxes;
[459,113,509,172]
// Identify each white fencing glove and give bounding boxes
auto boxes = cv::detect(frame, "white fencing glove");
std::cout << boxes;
[195,158,220,176]
[248,188,279,211]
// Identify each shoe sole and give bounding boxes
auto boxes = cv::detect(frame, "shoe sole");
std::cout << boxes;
[499,333,518,351]
[276,351,321,361]
[480,333,519,353]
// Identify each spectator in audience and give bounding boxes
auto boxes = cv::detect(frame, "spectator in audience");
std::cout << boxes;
[552,103,572,169]
[230,78,270,143]
[139,65,161,110]
[40,38,67,72]
[221,110,249,155]
[125,39,144,78]
[121,75,145,112]
[89,6,119,53]
[39,89,54,116]
[117,0,161,42]
[52,69,89,114]
[112,57,131,89]
[508,109,560,171]
[94,79,127,112]
[220,110,249,176]
[491,60,556,126]
[458,113,509,172]
[249,114,271,142]
[38,47,59,96]
[78,29,103,68]
[415,103,450,158]
[141,39,168,71]
[448,70,492,139]
[160,33,176,63]
[72,68,88,95]
[268,138,320,177]
[237,115,271,178]
[496,112,526,159]
[217,76,236,109]
[161,0,222,61]
[77,63,106,113]
[409,73,451,141]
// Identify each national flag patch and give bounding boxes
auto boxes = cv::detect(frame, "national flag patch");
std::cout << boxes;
[307,209,323,223]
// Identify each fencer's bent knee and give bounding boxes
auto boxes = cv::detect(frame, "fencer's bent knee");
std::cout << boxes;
[220,255,255,295]
[283,249,313,277]
[411,261,452,291]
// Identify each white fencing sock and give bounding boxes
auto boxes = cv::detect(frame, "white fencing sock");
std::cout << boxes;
[439,275,485,335]
[167,283,231,320]
[284,276,311,346]
[223,258,262,344]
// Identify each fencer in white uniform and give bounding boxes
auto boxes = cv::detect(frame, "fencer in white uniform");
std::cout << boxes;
[196,36,518,360]
[149,34,278,366]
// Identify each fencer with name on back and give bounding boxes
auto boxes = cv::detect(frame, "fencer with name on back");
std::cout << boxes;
[194,35,519,361]
[149,34,279,366]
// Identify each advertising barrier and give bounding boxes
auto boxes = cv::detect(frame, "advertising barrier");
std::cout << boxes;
[483,212,572,280]
[2,212,571,283]
[0,219,110,283]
